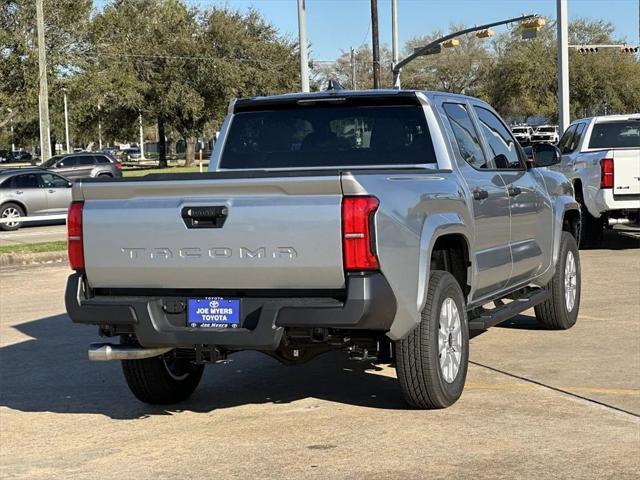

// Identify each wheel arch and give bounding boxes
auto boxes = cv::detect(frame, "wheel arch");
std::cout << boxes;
[1,199,28,216]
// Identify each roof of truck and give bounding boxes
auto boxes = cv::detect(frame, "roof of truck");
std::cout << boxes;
[231,89,484,113]
[572,114,640,124]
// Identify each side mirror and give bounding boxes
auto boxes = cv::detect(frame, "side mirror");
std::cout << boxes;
[531,143,561,168]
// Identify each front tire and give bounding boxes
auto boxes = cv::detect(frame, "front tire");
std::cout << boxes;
[121,345,204,405]
[396,271,469,409]
[534,232,581,330]
[0,203,25,231]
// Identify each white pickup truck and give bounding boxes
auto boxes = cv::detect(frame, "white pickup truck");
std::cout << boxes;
[555,115,640,247]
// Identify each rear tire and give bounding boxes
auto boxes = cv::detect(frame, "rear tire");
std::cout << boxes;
[534,232,581,330]
[121,342,204,404]
[0,203,25,231]
[395,271,469,409]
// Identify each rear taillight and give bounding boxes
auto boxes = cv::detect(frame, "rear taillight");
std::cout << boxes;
[342,196,379,271]
[600,158,614,189]
[115,161,123,169]
[67,201,84,271]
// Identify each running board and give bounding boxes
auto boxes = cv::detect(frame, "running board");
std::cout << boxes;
[468,289,550,331]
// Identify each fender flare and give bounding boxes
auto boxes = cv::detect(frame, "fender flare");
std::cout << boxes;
[552,197,580,267]
[416,213,472,314]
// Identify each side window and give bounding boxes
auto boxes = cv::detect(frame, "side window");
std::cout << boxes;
[93,155,110,164]
[58,156,79,168]
[557,125,577,153]
[473,106,523,170]
[14,174,39,188]
[442,103,488,169]
[569,123,586,152]
[78,156,95,166]
[39,173,70,188]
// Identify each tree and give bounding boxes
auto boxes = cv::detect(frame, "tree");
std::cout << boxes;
[313,45,393,90]
[401,25,492,95]
[0,0,91,151]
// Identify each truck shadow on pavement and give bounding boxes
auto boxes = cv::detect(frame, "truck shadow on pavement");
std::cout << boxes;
[0,313,408,420]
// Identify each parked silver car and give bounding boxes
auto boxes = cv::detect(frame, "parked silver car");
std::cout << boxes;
[40,153,123,180]
[0,168,72,231]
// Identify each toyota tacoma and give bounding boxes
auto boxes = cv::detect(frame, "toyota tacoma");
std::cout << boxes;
[65,90,582,409]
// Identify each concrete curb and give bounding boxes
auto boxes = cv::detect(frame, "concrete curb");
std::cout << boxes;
[0,250,67,267]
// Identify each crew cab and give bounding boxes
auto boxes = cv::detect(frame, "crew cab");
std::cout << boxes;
[554,114,640,247]
[65,90,582,409]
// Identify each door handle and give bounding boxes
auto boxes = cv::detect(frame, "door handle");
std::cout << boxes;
[508,187,522,197]
[472,189,489,201]
[15,190,23,195]
[48,189,56,193]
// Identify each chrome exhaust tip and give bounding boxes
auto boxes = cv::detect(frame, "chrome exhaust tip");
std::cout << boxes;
[608,218,631,226]
[88,343,172,361]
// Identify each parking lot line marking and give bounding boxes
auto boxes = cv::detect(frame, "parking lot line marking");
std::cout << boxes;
[471,361,640,419]
[465,382,639,396]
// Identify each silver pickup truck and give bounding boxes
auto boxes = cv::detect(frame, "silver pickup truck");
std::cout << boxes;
[65,90,582,409]
[554,114,640,247]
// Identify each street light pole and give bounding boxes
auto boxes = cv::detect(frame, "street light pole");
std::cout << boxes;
[63,88,70,154]
[296,0,310,92]
[97,104,102,150]
[7,109,15,152]
[391,0,400,88]
[556,0,570,134]
[139,113,145,160]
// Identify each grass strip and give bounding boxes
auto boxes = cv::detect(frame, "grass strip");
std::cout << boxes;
[0,240,67,255]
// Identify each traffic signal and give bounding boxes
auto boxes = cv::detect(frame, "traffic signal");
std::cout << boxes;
[620,46,639,53]
[442,39,460,48]
[577,47,599,54]
[521,18,546,29]
[476,29,494,39]
[521,17,545,39]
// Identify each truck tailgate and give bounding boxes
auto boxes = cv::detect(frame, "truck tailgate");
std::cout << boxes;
[79,175,345,290]
[613,149,640,195]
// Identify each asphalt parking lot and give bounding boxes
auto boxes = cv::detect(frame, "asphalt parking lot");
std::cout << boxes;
[0,230,638,479]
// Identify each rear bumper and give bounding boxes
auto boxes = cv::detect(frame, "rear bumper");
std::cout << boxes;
[593,189,640,215]
[65,272,396,351]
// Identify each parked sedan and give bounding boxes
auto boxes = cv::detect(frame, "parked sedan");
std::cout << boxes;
[40,153,122,180]
[0,168,72,231]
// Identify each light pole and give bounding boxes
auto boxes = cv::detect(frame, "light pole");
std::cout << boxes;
[63,88,70,154]
[7,109,15,152]
[97,103,103,150]
[391,0,400,88]
[296,0,310,92]
[556,0,570,134]
[139,113,145,160]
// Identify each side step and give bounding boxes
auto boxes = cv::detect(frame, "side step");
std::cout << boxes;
[468,288,550,331]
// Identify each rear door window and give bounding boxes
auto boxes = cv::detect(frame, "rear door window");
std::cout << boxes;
[220,103,436,169]
[588,121,640,149]
[473,106,524,170]
[12,173,39,188]
[442,103,489,169]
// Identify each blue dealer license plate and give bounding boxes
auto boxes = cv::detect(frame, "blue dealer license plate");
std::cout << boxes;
[187,298,240,328]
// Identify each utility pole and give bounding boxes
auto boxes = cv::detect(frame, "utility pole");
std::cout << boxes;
[63,88,70,153]
[7,109,15,152]
[36,0,51,161]
[350,47,357,89]
[371,0,381,89]
[296,0,310,92]
[139,113,145,160]
[391,0,400,88]
[97,104,103,150]
[557,0,570,134]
